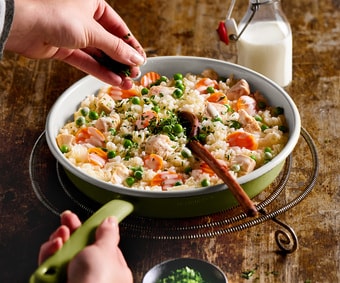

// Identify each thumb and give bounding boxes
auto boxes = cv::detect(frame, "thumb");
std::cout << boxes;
[94,216,120,248]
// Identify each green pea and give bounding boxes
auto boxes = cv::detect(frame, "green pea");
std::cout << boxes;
[206,86,215,93]
[279,125,288,133]
[152,105,160,113]
[175,80,185,91]
[125,177,135,187]
[184,167,192,174]
[229,120,242,129]
[173,73,183,80]
[254,115,262,122]
[172,88,183,99]
[134,170,143,180]
[198,133,207,143]
[264,147,272,153]
[141,87,149,95]
[80,107,89,116]
[89,110,99,120]
[264,151,273,160]
[174,181,182,186]
[181,148,192,158]
[123,139,133,148]
[201,179,210,187]
[107,150,116,159]
[159,76,168,83]
[162,125,172,133]
[131,96,140,105]
[60,144,69,153]
[76,116,86,126]
[261,124,269,131]
[109,128,116,136]
[173,123,183,134]
[273,106,284,116]
[258,101,267,110]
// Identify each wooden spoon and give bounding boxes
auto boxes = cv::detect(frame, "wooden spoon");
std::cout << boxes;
[178,111,258,217]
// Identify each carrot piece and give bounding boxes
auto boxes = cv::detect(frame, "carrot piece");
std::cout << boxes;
[107,86,139,100]
[227,131,258,150]
[88,147,108,159]
[87,147,108,167]
[144,154,163,171]
[195,78,219,94]
[150,171,183,190]
[200,162,215,176]
[140,71,161,87]
[207,91,229,104]
[135,110,158,130]
[75,127,105,147]
[236,95,257,116]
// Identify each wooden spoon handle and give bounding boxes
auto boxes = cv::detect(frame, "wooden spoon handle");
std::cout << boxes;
[188,140,258,217]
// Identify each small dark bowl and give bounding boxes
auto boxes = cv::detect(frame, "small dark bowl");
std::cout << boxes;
[142,258,228,283]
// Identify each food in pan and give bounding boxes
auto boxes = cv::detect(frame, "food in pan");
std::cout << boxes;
[56,69,289,191]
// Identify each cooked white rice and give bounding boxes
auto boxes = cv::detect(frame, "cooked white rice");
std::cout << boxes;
[56,70,289,191]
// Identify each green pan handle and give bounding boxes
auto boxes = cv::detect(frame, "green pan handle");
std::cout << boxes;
[29,199,134,283]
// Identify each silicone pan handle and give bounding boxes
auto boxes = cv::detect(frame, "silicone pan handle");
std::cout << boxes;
[29,199,134,283]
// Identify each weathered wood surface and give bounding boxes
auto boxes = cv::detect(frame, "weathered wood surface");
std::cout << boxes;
[0,0,339,282]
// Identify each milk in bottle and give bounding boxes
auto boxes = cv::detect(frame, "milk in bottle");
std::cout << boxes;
[237,0,292,87]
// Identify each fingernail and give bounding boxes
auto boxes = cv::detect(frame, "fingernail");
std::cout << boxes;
[120,77,133,89]
[131,53,145,66]
[107,216,118,227]
[60,210,72,217]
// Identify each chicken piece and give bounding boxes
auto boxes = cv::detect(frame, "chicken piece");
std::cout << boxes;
[95,113,121,132]
[231,154,256,175]
[96,93,116,114]
[56,133,75,149]
[238,109,261,133]
[227,79,250,101]
[149,85,176,97]
[201,68,219,80]
[110,164,130,185]
[205,102,229,120]
[144,134,175,159]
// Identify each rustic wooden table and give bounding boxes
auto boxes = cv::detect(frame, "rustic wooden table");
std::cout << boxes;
[0,0,339,282]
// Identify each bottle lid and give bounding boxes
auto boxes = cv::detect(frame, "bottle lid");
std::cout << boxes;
[216,18,238,45]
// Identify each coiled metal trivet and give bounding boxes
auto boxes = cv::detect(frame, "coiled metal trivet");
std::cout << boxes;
[29,127,318,254]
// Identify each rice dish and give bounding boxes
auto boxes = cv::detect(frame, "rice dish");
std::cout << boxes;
[56,69,289,191]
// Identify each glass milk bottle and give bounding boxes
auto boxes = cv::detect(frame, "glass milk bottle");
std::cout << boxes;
[237,0,292,87]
